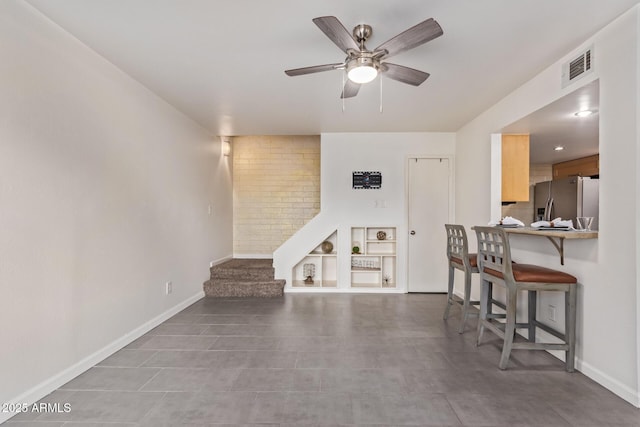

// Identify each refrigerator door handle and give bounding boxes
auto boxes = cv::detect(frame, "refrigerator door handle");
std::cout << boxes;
[544,197,554,221]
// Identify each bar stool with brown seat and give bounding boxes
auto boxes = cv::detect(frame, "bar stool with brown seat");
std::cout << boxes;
[474,226,578,372]
[443,224,482,333]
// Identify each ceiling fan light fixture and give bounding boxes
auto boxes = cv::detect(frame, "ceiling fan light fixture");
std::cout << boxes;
[347,57,378,84]
[348,66,378,84]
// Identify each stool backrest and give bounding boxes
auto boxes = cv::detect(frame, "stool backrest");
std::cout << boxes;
[445,224,471,269]
[473,226,514,282]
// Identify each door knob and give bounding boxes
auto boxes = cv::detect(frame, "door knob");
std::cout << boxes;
[410,230,416,235]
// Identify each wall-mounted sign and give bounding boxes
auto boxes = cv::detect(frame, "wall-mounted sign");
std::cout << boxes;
[352,171,382,189]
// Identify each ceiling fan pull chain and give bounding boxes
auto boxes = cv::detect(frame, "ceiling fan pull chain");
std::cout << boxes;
[379,74,383,113]
[342,69,346,112]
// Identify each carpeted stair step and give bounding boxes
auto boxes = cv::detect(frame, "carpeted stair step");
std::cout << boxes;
[210,258,275,281]
[204,258,285,298]
[203,278,285,298]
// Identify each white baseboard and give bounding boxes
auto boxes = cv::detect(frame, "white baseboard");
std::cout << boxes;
[285,287,405,294]
[0,291,204,424]
[233,253,273,259]
[576,359,640,407]
[210,254,233,267]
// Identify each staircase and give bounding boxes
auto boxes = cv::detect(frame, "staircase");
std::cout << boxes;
[203,259,285,297]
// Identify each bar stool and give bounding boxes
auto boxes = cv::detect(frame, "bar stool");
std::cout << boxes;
[443,224,481,333]
[473,226,578,372]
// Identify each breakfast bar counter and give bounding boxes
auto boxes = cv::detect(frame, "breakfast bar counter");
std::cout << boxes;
[473,226,598,265]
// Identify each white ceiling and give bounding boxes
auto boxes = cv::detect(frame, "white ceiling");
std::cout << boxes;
[503,80,599,164]
[25,0,638,138]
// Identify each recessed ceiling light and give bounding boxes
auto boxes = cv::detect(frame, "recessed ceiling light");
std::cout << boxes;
[575,110,594,117]
[554,146,565,151]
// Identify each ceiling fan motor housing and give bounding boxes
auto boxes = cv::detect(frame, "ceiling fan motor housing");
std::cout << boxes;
[347,55,378,70]
[353,24,373,43]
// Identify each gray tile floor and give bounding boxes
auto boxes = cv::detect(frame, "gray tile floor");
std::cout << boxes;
[6,293,640,426]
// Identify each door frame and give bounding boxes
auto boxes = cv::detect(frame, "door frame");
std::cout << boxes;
[404,155,456,293]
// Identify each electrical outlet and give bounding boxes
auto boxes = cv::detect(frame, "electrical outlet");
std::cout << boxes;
[547,305,557,322]
[208,204,212,215]
[166,281,173,295]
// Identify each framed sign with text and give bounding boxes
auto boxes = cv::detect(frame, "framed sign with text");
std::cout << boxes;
[352,171,382,189]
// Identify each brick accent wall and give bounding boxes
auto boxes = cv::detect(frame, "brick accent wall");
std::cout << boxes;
[233,135,320,255]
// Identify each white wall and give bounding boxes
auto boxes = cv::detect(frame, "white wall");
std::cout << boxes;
[0,0,233,419]
[275,132,455,290]
[455,6,639,405]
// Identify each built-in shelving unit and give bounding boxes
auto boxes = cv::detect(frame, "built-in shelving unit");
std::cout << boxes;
[292,231,338,287]
[350,227,396,288]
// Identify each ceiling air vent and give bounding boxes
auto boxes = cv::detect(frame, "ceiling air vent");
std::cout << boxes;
[562,46,594,88]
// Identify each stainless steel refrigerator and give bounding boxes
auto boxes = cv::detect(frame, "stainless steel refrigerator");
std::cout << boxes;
[533,177,599,230]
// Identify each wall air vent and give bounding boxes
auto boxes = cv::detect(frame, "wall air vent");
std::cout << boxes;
[562,46,594,88]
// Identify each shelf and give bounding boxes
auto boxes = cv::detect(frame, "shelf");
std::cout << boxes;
[351,282,381,288]
[292,230,338,288]
[293,227,397,290]
[292,280,337,288]
[366,227,396,241]
[350,226,396,288]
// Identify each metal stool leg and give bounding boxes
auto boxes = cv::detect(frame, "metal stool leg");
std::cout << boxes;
[499,288,518,370]
[443,265,455,320]
[528,290,537,342]
[459,268,472,333]
[477,278,490,346]
[565,283,577,372]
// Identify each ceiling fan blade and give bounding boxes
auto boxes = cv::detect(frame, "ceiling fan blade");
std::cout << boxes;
[313,16,360,53]
[381,63,430,86]
[374,18,443,59]
[285,63,343,76]
[341,79,361,99]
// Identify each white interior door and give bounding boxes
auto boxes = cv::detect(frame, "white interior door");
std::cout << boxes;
[407,157,451,292]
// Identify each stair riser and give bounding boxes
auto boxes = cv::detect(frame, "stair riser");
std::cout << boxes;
[210,268,275,281]
[203,279,284,298]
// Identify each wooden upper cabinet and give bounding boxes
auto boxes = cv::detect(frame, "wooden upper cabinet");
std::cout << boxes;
[553,154,599,179]
[502,134,530,202]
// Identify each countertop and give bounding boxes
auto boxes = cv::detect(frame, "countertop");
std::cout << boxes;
[499,226,598,239]
[472,226,597,265]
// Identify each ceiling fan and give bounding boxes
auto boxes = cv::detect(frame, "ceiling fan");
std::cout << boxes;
[285,16,443,98]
